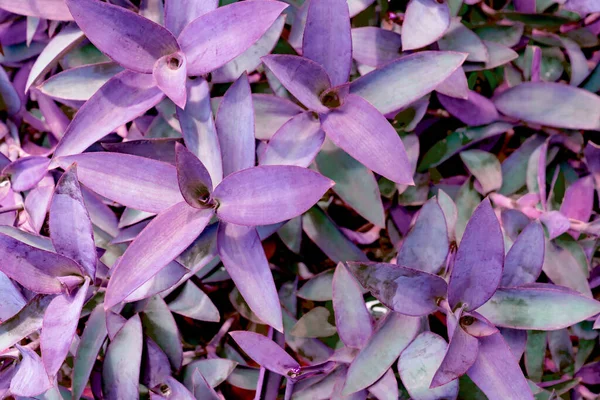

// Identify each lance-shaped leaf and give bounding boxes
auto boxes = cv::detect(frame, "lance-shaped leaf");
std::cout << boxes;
[494,82,600,131]
[10,345,52,397]
[41,278,89,377]
[439,91,499,127]
[192,369,220,400]
[178,1,288,75]
[55,153,183,213]
[501,221,544,287]
[402,0,450,51]
[0,0,72,20]
[153,52,188,109]
[0,295,53,351]
[291,307,337,338]
[3,156,50,192]
[262,55,331,113]
[52,71,165,159]
[213,165,334,226]
[347,262,447,316]
[560,175,594,224]
[141,296,182,369]
[436,68,469,100]
[332,263,372,348]
[24,184,54,234]
[25,26,86,93]
[351,27,402,68]
[466,333,534,400]
[448,199,504,311]
[0,67,20,115]
[260,112,325,168]
[183,358,238,388]
[164,0,218,38]
[543,239,590,296]
[168,281,219,322]
[215,73,255,177]
[72,304,108,400]
[38,62,124,102]
[431,321,479,387]
[65,0,179,73]
[50,165,97,278]
[175,143,213,209]
[102,314,143,400]
[477,284,600,330]
[218,223,283,332]
[102,139,179,165]
[320,94,412,185]
[230,331,300,377]
[105,203,213,309]
[396,197,449,274]
[303,0,351,86]
[350,51,466,115]
[399,332,460,400]
[125,260,188,303]
[0,233,83,294]
[106,312,128,341]
[177,77,223,186]
[342,313,421,395]
[0,272,26,322]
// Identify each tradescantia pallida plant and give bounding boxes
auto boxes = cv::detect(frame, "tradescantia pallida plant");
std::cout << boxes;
[0,0,599,398]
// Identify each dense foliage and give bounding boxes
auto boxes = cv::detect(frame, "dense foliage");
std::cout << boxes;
[0,0,598,398]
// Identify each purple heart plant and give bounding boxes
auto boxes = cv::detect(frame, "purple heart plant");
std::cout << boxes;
[0,0,599,398]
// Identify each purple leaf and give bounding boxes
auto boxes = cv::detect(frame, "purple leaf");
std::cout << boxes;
[213,165,334,226]
[177,77,223,186]
[72,304,108,400]
[501,221,545,287]
[24,183,54,234]
[249,94,304,140]
[347,261,447,316]
[431,321,479,388]
[261,55,332,113]
[438,19,488,63]
[106,311,128,341]
[54,152,184,213]
[66,0,180,73]
[350,51,467,115]
[436,68,469,99]
[402,0,451,51]
[3,156,50,192]
[50,165,97,278]
[0,0,73,21]
[101,138,179,165]
[218,222,283,332]
[178,1,288,75]
[399,332,459,399]
[477,284,600,330]
[539,211,570,240]
[332,263,372,348]
[124,260,188,303]
[191,369,221,400]
[290,307,337,338]
[175,143,213,209]
[164,0,218,37]
[342,312,421,395]
[215,73,256,177]
[368,368,399,400]
[41,278,89,377]
[104,203,213,309]
[448,198,504,311]
[466,333,534,400]
[560,175,594,224]
[25,25,86,93]
[493,82,600,131]
[351,27,403,67]
[229,331,300,377]
[153,52,188,108]
[36,91,70,140]
[10,345,52,397]
[397,197,449,274]
[320,94,413,184]
[303,0,352,86]
[438,90,499,126]
[102,314,143,400]
[0,272,26,322]
[459,150,502,194]
[514,0,536,12]
[52,71,165,159]
[0,233,83,294]
[260,111,325,167]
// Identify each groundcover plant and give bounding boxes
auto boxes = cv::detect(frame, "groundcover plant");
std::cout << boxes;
[0,0,599,398]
